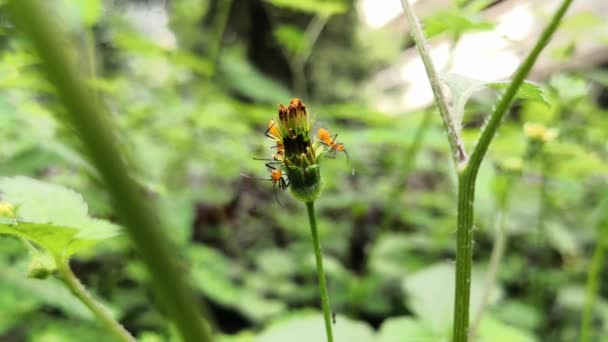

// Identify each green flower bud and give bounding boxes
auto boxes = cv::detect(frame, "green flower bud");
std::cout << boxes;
[257,98,349,204]
[276,99,324,202]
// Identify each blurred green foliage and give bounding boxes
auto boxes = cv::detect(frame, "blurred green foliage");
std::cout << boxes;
[0,0,607,341]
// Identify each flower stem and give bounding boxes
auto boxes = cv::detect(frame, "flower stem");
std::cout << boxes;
[56,259,136,342]
[399,0,467,168]
[306,201,334,342]
[580,224,608,342]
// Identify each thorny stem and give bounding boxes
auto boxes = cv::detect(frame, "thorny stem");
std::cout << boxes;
[7,2,214,341]
[469,211,508,342]
[306,201,334,342]
[452,1,573,341]
[580,216,608,342]
[57,260,136,342]
[400,0,467,168]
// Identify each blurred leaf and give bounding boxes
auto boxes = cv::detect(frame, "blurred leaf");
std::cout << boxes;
[402,262,502,334]
[0,177,121,262]
[549,74,589,103]
[478,316,537,342]
[424,9,494,38]
[219,53,291,103]
[257,311,374,342]
[377,317,438,342]
[274,25,310,57]
[263,0,347,15]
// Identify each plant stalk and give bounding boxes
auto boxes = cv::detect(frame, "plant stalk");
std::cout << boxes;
[57,260,136,342]
[580,224,608,342]
[306,201,334,342]
[400,0,467,167]
[452,1,573,341]
[7,2,214,341]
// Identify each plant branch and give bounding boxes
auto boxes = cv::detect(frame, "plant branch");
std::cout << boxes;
[400,0,467,168]
[467,0,574,178]
[7,2,214,341]
[57,260,136,342]
[306,201,334,342]
[452,1,573,341]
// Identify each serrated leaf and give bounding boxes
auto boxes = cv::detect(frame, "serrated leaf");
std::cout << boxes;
[263,0,347,15]
[442,74,552,132]
[0,177,121,261]
[489,81,551,107]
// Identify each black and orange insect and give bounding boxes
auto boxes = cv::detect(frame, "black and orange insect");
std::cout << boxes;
[265,119,281,140]
[246,159,289,205]
[318,128,349,161]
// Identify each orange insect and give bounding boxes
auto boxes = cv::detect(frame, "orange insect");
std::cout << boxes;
[246,161,289,205]
[265,119,281,140]
[318,128,349,161]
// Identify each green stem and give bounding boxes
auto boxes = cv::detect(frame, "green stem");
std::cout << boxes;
[467,0,573,176]
[306,201,334,342]
[580,225,608,342]
[208,0,234,75]
[400,0,467,168]
[8,2,214,341]
[56,259,136,342]
[452,1,573,341]
[453,172,475,342]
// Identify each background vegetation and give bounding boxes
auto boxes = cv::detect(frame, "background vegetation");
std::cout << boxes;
[1,0,607,341]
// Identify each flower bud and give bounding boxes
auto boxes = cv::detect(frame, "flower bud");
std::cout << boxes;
[276,99,323,202]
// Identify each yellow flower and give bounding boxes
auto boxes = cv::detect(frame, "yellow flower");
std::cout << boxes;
[524,122,559,143]
[0,201,16,218]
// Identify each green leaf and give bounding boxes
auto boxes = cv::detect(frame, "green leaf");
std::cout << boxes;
[489,81,551,107]
[402,262,502,335]
[424,9,494,38]
[441,74,552,131]
[0,177,121,261]
[477,316,537,342]
[274,25,310,56]
[377,317,439,342]
[219,52,291,104]
[263,0,347,15]
[441,73,487,131]
[257,311,375,342]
